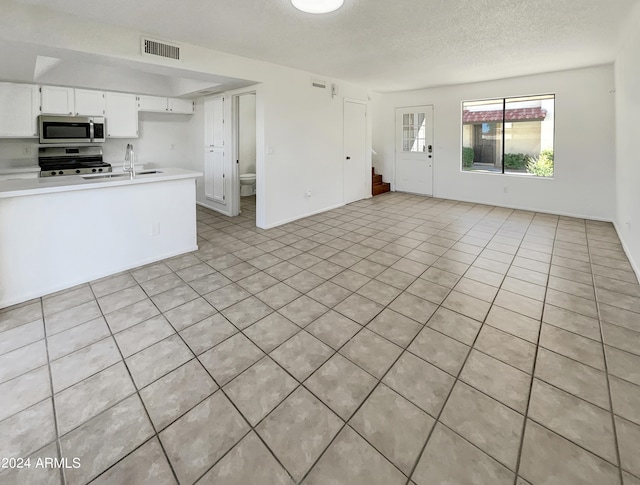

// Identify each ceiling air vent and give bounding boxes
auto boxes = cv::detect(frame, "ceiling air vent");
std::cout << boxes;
[141,37,180,61]
[312,79,326,89]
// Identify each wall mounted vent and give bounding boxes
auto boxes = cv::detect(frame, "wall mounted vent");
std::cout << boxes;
[141,37,181,61]
[311,79,326,89]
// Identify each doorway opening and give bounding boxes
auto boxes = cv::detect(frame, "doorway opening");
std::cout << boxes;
[232,92,257,220]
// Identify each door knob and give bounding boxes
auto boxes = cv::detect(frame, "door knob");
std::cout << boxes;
[346,156,351,160]
[428,145,433,153]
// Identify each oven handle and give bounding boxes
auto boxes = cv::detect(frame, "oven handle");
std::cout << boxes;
[89,119,95,142]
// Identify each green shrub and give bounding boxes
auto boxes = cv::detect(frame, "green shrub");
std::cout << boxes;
[527,149,554,177]
[462,147,474,168]
[503,153,528,170]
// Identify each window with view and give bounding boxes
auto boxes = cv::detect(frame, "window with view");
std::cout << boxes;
[461,94,555,177]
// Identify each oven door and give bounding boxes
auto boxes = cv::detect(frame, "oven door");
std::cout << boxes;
[39,115,92,144]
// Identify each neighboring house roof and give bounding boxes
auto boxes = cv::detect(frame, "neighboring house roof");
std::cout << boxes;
[463,107,547,123]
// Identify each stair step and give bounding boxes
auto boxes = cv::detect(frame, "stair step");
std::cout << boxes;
[372,182,390,196]
[372,174,383,185]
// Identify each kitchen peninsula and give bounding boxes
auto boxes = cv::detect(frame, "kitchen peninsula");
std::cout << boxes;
[0,168,202,308]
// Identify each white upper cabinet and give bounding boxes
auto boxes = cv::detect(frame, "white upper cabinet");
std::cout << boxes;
[41,86,75,115]
[0,83,40,138]
[138,95,194,114]
[137,95,168,113]
[105,92,138,138]
[168,98,194,114]
[74,89,105,116]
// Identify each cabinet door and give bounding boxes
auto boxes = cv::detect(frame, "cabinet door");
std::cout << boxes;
[0,83,39,137]
[105,92,138,138]
[137,95,168,112]
[204,148,225,203]
[203,95,226,204]
[41,86,75,115]
[204,96,224,147]
[75,89,105,116]
[168,98,194,114]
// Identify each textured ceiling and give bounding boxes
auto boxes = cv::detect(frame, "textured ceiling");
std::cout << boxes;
[14,0,640,92]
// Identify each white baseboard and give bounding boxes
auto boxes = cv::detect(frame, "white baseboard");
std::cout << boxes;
[196,201,233,217]
[262,202,346,229]
[427,192,615,222]
[0,245,199,309]
[613,221,640,283]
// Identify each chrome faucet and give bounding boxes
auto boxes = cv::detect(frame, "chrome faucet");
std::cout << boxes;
[123,143,136,178]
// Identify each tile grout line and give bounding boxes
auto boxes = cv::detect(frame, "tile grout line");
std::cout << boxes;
[39,297,66,485]
[586,225,625,485]
[243,207,504,482]
[5,197,638,484]
[511,214,557,485]
[85,281,183,485]
[292,206,521,482]
[403,208,535,485]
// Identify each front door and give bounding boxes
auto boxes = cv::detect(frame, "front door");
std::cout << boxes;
[344,100,367,204]
[395,106,433,196]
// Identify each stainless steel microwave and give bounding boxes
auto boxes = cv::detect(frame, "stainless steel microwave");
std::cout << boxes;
[39,115,106,144]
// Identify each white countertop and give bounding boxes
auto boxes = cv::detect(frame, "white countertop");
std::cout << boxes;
[0,168,202,198]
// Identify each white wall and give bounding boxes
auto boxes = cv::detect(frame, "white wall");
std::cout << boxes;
[372,65,617,221]
[102,112,194,169]
[614,4,640,278]
[0,138,39,163]
[238,93,256,175]
[260,74,371,227]
[0,1,373,229]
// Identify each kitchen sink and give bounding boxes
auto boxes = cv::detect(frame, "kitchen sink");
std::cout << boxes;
[137,170,163,174]
[82,173,130,180]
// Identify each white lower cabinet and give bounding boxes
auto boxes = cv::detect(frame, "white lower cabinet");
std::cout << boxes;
[105,92,138,138]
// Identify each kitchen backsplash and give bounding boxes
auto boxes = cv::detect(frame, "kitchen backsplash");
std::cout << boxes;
[0,112,196,170]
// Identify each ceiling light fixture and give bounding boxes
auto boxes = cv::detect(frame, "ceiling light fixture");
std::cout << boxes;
[291,0,344,14]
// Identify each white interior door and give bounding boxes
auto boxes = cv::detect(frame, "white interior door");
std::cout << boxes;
[204,96,226,205]
[344,100,367,204]
[395,106,433,196]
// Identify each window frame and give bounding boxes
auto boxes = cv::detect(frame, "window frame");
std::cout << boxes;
[460,93,555,178]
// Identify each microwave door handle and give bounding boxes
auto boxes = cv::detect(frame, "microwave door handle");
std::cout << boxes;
[89,119,95,141]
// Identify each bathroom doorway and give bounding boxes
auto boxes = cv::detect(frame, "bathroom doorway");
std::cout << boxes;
[233,92,257,218]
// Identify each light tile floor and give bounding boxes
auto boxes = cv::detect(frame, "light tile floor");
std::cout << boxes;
[1,193,640,484]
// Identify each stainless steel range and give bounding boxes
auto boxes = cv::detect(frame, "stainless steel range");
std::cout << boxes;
[39,146,111,177]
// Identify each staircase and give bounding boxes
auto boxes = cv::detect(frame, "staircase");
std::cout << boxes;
[372,167,390,196]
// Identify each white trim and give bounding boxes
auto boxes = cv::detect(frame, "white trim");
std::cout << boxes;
[196,200,233,216]
[343,98,369,205]
[394,105,434,197]
[613,222,640,283]
[231,89,258,218]
[0,245,198,309]
[397,192,614,222]
[261,202,346,229]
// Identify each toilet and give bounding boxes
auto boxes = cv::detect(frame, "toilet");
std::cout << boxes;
[239,173,256,196]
